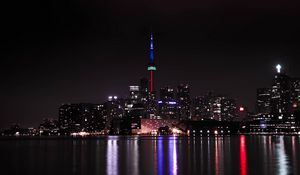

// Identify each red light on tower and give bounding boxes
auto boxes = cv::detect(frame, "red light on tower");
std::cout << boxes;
[239,107,245,112]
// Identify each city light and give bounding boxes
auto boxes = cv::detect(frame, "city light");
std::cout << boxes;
[71,132,89,137]
[172,128,181,135]
[276,64,282,73]
[147,66,157,71]
[129,86,140,91]
[239,106,245,112]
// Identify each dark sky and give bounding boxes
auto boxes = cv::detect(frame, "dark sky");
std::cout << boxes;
[1,0,300,128]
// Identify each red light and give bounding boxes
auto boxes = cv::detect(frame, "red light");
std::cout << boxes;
[239,107,245,112]
[293,103,297,108]
[240,135,247,175]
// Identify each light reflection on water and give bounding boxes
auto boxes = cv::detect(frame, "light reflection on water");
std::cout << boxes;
[276,136,289,175]
[240,135,247,175]
[168,136,178,175]
[0,136,299,175]
[158,138,164,175]
[107,138,118,175]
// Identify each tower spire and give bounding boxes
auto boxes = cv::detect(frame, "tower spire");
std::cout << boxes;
[150,32,154,64]
[147,32,157,92]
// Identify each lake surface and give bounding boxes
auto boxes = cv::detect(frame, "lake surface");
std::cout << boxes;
[0,135,299,175]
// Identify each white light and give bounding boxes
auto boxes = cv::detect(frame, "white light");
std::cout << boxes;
[172,128,181,134]
[276,64,282,73]
[129,86,140,91]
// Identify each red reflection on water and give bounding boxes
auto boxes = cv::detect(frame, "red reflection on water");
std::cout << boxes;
[240,135,247,175]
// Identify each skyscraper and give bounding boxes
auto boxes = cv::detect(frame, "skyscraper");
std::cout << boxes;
[221,98,237,121]
[212,96,225,121]
[177,84,191,120]
[270,65,291,115]
[256,88,272,114]
[291,78,300,112]
[158,87,177,119]
[129,86,140,104]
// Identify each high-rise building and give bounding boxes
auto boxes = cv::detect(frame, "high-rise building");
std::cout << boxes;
[291,78,300,112]
[140,78,149,104]
[160,86,175,101]
[192,92,238,122]
[221,98,237,121]
[192,92,215,120]
[256,88,272,114]
[192,96,206,120]
[106,96,125,119]
[158,87,177,119]
[212,96,225,121]
[270,65,291,115]
[255,65,300,125]
[129,86,141,104]
[177,84,191,120]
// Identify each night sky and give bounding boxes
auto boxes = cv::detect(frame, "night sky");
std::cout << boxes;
[1,0,300,128]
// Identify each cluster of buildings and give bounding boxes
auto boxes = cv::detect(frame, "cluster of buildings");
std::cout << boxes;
[1,34,300,136]
[248,65,300,133]
[52,33,244,136]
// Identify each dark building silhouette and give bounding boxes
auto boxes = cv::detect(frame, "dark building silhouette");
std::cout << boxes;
[58,103,106,134]
[291,78,300,112]
[192,92,238,121]
[177,84,191,120]
[256,88,272,114]
[129,86,141,104]
[270,71,291,115]
[158,87,177,119]
[221,98,237,121]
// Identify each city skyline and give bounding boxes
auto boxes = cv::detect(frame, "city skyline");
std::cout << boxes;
[1,35,300,128]
[2,1,300,175]
[1,53,298,129]
[2,0,300,128]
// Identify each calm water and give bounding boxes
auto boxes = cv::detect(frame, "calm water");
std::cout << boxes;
[0,135,299,175]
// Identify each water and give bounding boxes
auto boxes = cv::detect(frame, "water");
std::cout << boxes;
[0,135,299,175]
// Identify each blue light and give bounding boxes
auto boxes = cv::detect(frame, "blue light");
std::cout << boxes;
[158,101,177,105]
[150,33,154,63]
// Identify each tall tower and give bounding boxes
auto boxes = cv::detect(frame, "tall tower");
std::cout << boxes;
[147,33,157,92]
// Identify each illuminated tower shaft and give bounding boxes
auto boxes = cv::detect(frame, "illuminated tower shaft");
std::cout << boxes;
[147,33,156,92]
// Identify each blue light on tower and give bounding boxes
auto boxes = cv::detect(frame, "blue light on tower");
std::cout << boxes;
[150,33,154,64]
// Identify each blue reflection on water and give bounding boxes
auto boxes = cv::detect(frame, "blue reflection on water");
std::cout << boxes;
[158,137,164,175]
[168,136,178,175]
[107,138,118,175]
